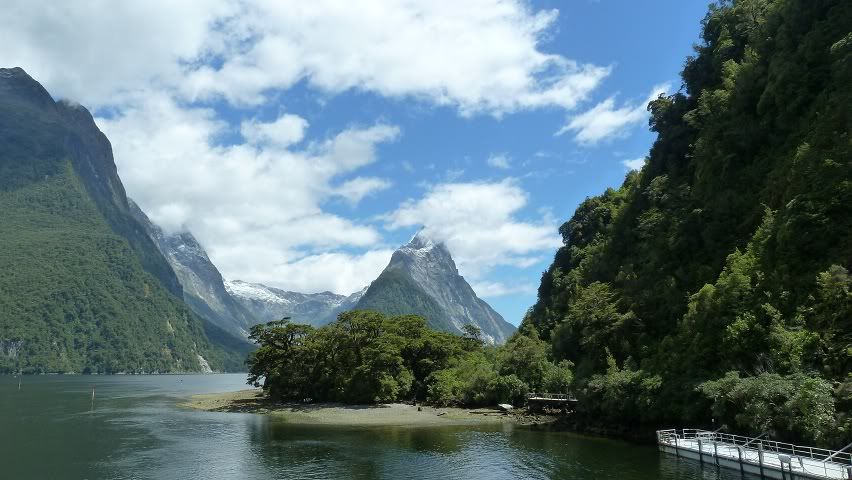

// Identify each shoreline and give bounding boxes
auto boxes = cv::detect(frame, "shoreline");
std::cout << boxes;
[183,389,557,427]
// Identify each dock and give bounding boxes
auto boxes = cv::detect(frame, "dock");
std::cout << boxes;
[656,428,852,479]
[526,392,578,413]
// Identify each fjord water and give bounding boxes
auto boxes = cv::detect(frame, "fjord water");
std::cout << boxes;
[1,375,742,480]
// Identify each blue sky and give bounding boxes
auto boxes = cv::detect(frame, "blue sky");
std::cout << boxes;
[2,0,710,325]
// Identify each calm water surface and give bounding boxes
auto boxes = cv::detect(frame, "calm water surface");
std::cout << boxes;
[0,375,748,479]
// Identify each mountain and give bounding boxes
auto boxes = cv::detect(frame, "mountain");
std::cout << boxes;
[522,0,850,439]
[0,67,243,373]
[129,201,257,339]
[226,280,366,327]
[355,231,516,343]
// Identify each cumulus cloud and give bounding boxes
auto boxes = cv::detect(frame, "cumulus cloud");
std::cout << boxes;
[487,153,511,169]
[333,177,393,204]
[557,83,670,144]
[241,113,309,147]
[1,0,609,116]
[385,180,560,278]
[2,0,603,297]
[622,157,645,170]
[226,249,395,295]
[97,93,397,293]
[470,280,537,298]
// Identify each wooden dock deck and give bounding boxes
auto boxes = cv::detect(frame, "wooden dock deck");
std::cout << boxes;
[526,392,578,413]
[657,429,852,479]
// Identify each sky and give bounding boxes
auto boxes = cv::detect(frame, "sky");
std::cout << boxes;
[1,0,710,325]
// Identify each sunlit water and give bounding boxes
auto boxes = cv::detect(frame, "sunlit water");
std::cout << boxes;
[0,375,750,479]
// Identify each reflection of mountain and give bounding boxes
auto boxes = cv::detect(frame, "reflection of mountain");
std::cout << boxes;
[355,231,516,344]
[226,280,366,327]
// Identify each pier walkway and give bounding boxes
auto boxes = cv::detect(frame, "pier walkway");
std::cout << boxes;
[526,392,578,413]
[657,429,852,479]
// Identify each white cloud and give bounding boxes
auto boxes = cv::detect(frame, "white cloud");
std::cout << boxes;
[97,93,397,294]
[470,280,537,298]
[0,1,234,106]
[487,153,511,169]
[622,157,645,170]
[1,0,609,116]
[385,180,560,278]
[333,177,392,204]
[223,249,395,295]
[2,0,603,299]
[241,114,309,148]
[557,83,670,144]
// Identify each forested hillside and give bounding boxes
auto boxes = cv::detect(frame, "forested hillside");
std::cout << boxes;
[0,67,243,373]
[523,0,850,444]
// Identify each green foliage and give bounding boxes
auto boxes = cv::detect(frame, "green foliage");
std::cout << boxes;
[699,371,835,443]
[583,352,662,425]
[249,310,574,407]
[248,311,467,403]
[0,165,225,373]
[0,73,243,373]
[523,0,851,445]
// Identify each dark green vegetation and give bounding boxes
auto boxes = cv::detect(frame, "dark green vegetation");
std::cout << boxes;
[247,311,572,406]
[355,269,457,333]
[0,67,245,373]
[523,0,850,445]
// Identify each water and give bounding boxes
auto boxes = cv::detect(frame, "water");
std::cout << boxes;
[0,375,748,479]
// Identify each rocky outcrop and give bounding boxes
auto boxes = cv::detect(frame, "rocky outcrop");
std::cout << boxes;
[355,231,516,343]
[129,201,257,339]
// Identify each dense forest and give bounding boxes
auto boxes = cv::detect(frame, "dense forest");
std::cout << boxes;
[0,67,246,373]
[522,0,850,445]
[248,311,572,406]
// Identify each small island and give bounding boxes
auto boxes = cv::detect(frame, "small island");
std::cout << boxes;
[184,389,544,426]
[183,310,571,427]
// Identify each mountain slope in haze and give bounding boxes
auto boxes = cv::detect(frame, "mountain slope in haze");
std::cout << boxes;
[523,0,850,443]
[0,67,239,373]
[226,280,366,327]
[129,201,258,340]
[355,232,516,343]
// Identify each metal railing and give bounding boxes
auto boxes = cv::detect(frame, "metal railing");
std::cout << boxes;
[526,392,577,401]
[656,428,852,479]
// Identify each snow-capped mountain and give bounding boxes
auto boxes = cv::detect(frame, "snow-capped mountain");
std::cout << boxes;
[355,231,516,344]
[225,280,367,327]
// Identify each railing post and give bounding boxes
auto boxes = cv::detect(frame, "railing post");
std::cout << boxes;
[698,438,704,465]
[737,446,745,476]
[713,441,719,467]
[759,442,765,479]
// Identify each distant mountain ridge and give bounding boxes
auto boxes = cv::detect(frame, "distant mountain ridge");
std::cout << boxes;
[128,202,368,331]
[226,280,366,327]
[355,231,516,343]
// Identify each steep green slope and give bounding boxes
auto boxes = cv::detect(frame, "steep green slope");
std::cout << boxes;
[0,67,243,373]
[356,269,457,333]
[524,0,850,444]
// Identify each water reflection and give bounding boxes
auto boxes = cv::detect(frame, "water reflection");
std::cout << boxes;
[1,375,754,480]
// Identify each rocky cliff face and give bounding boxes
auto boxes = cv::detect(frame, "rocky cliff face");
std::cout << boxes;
[0,67,235,373]
[225,280,366,327]
[129,201,257,339]
[355,231,516,343]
